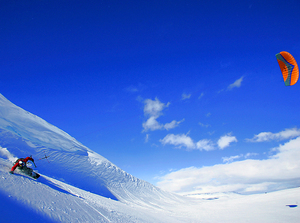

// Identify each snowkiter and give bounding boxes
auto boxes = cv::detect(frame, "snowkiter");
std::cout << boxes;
[9,156,36,176]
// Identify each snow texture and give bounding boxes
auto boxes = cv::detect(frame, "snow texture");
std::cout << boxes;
[0,93,299,222]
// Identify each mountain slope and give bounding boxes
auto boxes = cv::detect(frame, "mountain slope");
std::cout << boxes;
[0,157,189,223]
[0,93,299,223]
[0,93,184,204]
[1,155,300,223]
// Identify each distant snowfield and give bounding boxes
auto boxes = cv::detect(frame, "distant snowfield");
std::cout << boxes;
[0,93,299,222]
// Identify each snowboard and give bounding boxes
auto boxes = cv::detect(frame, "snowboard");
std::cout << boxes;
[25,170,40,179]
[11,168,40,179]
[20,168,40,179]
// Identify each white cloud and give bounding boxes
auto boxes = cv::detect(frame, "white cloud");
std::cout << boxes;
[217,133,237,149]
[247,128,300,142]
[143,116,163,131]
[143,97,168,117]
[160,133,235,151]
[142,98,183,132]
[196,139,215,151]
[157,136,300,195]
[164,119,185,131]
[160,133,195,149]
[227,76,244,90]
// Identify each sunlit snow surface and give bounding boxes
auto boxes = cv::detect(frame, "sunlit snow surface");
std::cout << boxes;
[0,93,299,222]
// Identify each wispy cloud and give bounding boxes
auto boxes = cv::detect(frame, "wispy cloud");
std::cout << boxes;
[245,152,259,158]
[125,86,139,93]
[157,136,300,194]
[160,132,236,151]
[247,128,300,142]
[222,154,243,163]
[198,92,204,100]
[125,83,145,93]
[142,98,183,132]
[227,76,244,90]
[145,134,150,143]
[199,122,210,128]
[222,153,258,163]
[181,93,191,100]
[164,119,185,130]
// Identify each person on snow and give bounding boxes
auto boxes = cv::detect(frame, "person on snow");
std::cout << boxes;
[9,156,36,177]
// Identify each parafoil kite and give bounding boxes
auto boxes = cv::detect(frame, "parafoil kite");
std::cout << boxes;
[276,51,299,86]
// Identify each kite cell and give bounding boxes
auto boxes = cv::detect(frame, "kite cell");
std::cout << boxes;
[276,51,299,86]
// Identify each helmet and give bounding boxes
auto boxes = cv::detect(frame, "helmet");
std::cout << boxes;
[19,161,24,166]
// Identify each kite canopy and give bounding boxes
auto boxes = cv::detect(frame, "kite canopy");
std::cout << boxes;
[276,51,299,86]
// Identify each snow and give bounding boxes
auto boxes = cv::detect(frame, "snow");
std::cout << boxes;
[0,93,299,222]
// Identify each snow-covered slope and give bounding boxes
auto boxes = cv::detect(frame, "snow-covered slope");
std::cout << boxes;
[0,93,299,222]
[0,157,191,223]
[1,156,299,223]
[0,93,181,203]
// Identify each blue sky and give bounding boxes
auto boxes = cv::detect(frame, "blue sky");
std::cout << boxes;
[1,0,300,194]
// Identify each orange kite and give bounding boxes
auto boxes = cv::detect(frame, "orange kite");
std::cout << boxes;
[276,51,299,86]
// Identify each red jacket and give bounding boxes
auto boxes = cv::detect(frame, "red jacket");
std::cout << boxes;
[11,157,34,172]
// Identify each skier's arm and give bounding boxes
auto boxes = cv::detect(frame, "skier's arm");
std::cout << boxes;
[29,157,36,167]
[10,162,19,172]
[23,157,34,163]
[24,157,36,167]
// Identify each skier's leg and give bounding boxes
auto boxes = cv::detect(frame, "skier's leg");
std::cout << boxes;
[23,166,33,175]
